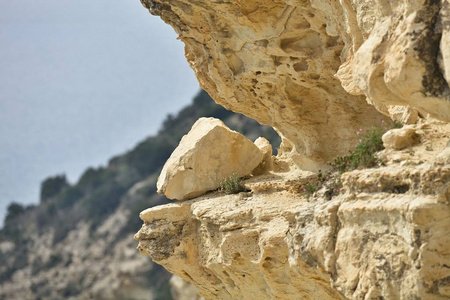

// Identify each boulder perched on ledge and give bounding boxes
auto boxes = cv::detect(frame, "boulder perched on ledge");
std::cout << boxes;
[137,120,450,300]
[137,0,450,297]
[157,117,263,200]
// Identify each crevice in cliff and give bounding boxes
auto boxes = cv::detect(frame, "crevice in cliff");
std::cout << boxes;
[416,0,450,98]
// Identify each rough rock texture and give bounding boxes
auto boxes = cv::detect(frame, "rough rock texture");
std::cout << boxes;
[141,0,388,170]
[340,0,450,121]
[387,105,419,124]
[157,117,263,200]
[136,170,450,299]
[252,137,273,176]
[137,0,450,299]
[136,121,450,299]
[141,0,450,170]
[437,140,450,165]
[382,126,420,150]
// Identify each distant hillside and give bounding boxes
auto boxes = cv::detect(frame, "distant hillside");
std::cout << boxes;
[0,90,280,300]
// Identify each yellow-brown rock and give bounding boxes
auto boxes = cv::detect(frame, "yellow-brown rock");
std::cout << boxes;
[141,0,450,169]
[339,0,450,122]
[157,117,263,200]
[436,140,450,165]
[136,0,450,299]
[137,120,450,299]
[136,162,450,299]
[252,137,273,176]
[382,126,420,150]
[387,105,419,125]
[141,0,391,170]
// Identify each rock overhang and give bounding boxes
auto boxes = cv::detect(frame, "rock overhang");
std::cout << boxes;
[141,0,450,170]
[135,2,450,298]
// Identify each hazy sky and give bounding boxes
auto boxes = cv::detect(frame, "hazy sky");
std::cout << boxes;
[0,0,199,224]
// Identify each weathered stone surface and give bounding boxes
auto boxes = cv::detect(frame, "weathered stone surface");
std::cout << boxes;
[141,0,389,170]
[157,117,263,200]
[141,0,450,169]
[136,121,450,300]
[387,105,419,125]
[382,126,420,150]
[252,137,273,176]
[436,140,450,165]
[137,0,450,298]
[136,168,450,300]
[337,0,450,121]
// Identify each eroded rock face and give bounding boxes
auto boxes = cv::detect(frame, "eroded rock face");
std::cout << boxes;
[136,121,450,299]
[157,117,263,200]
[141,0,450,169]
[382,126,420,150]
[252,137,273,176]
[141,0,389,170]
[137,0,450,298]
[136,167,450,299]
[436,140,450,165]
[338,0,450,121]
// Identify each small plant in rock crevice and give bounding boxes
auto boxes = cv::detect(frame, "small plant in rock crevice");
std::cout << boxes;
[302,120,403,200]
[220,173,247,195]
[331,120,402,173]
[301,170,342,200]
[303,184,318,195]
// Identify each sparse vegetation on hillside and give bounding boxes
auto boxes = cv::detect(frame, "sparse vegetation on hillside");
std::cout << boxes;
[0,89,281,298]
[40,175,69,202]
[331,127,385,173]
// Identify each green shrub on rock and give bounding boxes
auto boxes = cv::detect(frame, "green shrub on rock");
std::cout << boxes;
[220,174,246,195]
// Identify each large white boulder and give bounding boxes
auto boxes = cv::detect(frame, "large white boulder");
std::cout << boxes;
[157,117,263,200]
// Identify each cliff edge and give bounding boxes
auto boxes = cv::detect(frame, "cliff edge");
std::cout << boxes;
[135,0,450,299]
[140,0,449,170]
[136,120,450,299]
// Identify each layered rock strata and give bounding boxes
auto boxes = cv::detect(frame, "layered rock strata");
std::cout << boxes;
[135,122,450,300]
[141,0,450,169]
[136,0,450,299]
[136,171,450,299]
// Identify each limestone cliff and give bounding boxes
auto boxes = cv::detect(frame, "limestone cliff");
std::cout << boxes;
[135,0,450,299]
[137,120,450,299]
[141,0,450,170]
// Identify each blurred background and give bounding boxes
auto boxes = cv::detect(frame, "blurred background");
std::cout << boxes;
[0,1,279,299]
[0,0,198,225]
